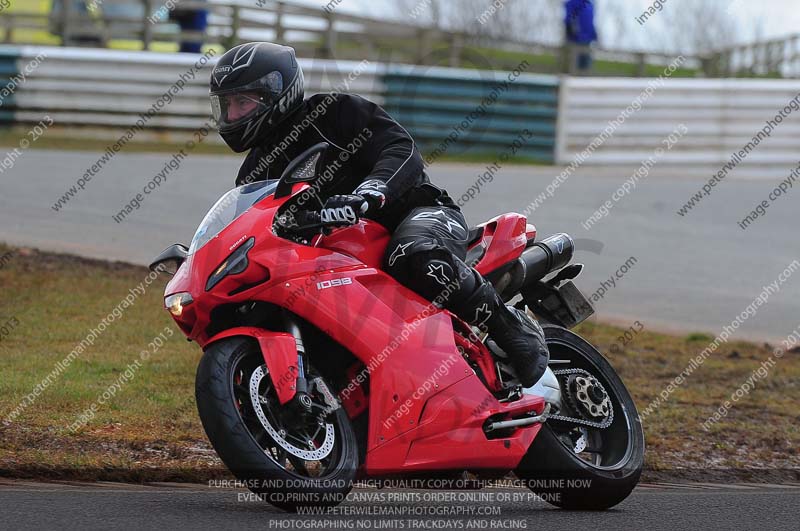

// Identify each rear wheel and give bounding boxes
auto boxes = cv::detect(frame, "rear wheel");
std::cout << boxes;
[195,337,358,512]
[515,325,644,510]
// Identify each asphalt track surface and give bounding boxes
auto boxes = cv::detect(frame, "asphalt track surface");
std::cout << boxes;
[1,479,799,530]
[2,149,799,341]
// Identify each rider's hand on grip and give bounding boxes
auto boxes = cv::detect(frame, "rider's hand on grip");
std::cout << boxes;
[321,195,365,226]
[354,179,388,214]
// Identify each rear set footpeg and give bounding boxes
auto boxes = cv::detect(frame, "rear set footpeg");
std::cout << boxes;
[484,403,551,433]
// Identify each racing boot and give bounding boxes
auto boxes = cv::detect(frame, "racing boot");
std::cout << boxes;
[455,273,550,388]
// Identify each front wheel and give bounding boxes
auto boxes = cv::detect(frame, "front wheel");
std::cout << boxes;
[515,325,644,510]
[195,337,359,512]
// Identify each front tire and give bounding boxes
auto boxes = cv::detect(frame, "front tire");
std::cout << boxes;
[195,337,358,512]
[516,325,644,510]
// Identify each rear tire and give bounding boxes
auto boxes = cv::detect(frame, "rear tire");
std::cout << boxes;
[195,336,358,512]
[515,326,644,510]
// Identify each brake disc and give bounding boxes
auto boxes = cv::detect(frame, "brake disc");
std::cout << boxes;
[249,365,335,460]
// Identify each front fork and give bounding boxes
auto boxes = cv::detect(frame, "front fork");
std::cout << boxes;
[282,311,341,420]
[284,311,314,413]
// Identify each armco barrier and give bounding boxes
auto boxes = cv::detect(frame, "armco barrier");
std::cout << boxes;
[3,46,385,134]
[0,46,559,162]
[383,65,559,162]
[5,45,800,170]
[0,47,19,124]
[557,77,800,169]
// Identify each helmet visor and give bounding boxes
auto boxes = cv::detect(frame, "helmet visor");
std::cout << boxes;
[210,71,284,129]
[211,92,266,127]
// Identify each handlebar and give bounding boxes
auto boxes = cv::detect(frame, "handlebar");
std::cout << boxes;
[279,210,359,234]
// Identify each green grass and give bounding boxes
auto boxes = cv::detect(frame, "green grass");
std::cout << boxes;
[335,38,701,78]
[428,150,552,166]
[0,245,208,480]
[3,0,60,46]
[1,1,220,53]
[0,243,798,481]
[576,320,800,475]
[686,332,714,342]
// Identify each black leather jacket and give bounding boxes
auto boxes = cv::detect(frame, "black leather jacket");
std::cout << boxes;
[235,93,455,230]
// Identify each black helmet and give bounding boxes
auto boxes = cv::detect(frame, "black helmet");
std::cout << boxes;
[210,42,305,153]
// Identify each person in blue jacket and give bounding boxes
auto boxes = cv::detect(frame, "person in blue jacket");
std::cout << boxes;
[564,0,598,74]
[170,1,209,53]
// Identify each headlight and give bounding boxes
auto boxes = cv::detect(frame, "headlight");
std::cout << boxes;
[206,237,255,291]
[165,292,193,317]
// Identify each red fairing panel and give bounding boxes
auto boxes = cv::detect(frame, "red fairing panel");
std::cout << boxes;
[164,194,366,346]
[260,267,473,450]
[473,213,529,275]
[261,268,547,472]
[318,221,391,270]
[366,378,545,473]
[206,328,299,405]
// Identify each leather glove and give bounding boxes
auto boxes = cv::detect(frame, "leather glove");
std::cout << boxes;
[354,179,389,214]
[321,195,366,225]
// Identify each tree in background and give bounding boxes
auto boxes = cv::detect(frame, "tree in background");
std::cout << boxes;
[654,0,741,54]
[388,0,563,44]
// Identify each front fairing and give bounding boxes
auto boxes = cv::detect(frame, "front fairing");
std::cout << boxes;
[164,183,365,343]
[188,180,279,255]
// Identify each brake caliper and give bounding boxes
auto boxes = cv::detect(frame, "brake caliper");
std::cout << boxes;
[312,377,340,416]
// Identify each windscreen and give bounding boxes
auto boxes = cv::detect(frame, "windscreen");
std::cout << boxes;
[189,180,278,254]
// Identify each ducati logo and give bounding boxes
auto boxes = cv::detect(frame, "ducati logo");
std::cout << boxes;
[321,205,357,225]
[229,234,248,251]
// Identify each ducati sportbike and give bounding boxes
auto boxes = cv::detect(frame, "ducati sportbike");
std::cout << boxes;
[151,143,644,511]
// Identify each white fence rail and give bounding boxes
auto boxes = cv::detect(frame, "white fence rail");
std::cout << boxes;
[8,46,800,172]
[10,45,385,133]
[557,78,800,170]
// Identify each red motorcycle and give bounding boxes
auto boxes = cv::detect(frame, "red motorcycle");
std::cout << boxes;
[151,143,644,511]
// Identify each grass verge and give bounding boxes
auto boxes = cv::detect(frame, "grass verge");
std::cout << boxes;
[0,244,797,483]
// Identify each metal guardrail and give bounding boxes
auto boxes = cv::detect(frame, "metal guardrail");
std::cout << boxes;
[1,45,560,162]
[383,65,559,162]
[10,46,799,168]
[0,47,16,124]
[2,45,384,133]
[557,77,800,169]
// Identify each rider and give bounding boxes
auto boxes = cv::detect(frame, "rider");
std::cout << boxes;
[209,42,549,387]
